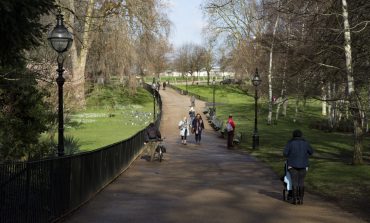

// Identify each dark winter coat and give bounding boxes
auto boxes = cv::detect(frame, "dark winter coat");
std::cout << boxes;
[283,137,313,168]
[192,118,204,134]
[144,125,161,142]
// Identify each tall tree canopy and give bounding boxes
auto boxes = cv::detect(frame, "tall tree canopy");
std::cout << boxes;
[0,0,56,67]
[202,0,370,164]
[0,0,56,161]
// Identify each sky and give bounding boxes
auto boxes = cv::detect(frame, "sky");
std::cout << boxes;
[167,0,205,48]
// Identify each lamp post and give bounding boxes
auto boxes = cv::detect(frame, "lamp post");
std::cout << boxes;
[252,68,262,149]
[212,76,216,116]
[152,77,156,121]
[48,8,73,157]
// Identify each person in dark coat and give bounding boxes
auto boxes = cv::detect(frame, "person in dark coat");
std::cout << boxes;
[143,123,162,161]
[283,129,314,205]
[192,113,204,144]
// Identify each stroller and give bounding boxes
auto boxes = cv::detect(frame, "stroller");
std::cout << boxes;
[282,161,293,201]
[154,138,166,162]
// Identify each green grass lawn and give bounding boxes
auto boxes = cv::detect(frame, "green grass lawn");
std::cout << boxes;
[64,85,154,152]
[176,84,370,220]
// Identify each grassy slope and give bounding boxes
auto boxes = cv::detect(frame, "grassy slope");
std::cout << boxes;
[65,85,153,151]
[177,84,370,220]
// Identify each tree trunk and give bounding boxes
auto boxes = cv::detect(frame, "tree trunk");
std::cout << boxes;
[276,48,288,122]
[321,84,327,116]
[207,70,210,85]
[128,74,137,96]
[282,99,288,116]
[275,100,281,122]
[293,97,299,123]
[267,15,279,125]
[342,0,363,164]
[327,83,333,128]
[66,0,96,108]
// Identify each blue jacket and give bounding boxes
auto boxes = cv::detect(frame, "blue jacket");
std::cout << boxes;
[283,137,313,168]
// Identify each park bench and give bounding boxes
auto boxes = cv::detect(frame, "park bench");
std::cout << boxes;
[203,107,211,120]
[203,107,210,115]
[210,116,223,131]
[233,132,242,144]
[203,107,225,135]
[203,106,216,116]
[220,129,243,144]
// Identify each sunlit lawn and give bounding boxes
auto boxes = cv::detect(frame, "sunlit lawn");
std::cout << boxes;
[65,106,152,151]
[65,86,154,152]
[176,84,370,220]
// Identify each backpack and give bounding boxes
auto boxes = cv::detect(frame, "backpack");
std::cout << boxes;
[226,122,233,132]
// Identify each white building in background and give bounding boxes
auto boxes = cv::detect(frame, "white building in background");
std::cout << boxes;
[160,67,235,78]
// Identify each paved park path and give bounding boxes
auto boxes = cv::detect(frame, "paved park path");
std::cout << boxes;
[64,87,365,223]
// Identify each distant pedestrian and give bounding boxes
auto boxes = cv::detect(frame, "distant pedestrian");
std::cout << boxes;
[190,95,195,107]
[163,81,166,90]
[178,116,190,145]
[189,107,196,124]
[283,129,314,205]
[226,115,236,149]
[157,81,160,91]
[192,113,204,144]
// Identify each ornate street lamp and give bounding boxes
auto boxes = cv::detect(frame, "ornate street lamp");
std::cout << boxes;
[152,77,156,121]
[48,8,73,157]
[212,76,216,116]
[252,68,262,149]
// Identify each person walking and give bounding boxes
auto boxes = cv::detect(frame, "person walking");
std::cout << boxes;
[192,113,204,144]
[188,107,196,124]
[163,81,166,90]
[226,115,236,149]
[178,116,190,145]
[143,122,162,161]
[190,95,195,107]
[283,129,314,205]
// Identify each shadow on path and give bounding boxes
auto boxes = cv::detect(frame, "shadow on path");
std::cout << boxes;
[63,87,365,223]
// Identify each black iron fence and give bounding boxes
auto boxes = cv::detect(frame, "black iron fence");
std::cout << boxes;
[0,84,161,223]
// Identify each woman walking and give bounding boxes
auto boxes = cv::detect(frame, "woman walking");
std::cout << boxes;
[178,116,190,145]
[192,113,205,144]
[283,129,314,205]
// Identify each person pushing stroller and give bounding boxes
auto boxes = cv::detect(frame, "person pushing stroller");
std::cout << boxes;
[283,129,314,205]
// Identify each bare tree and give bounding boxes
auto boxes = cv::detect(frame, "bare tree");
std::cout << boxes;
[174,44,190,78]
[202,0,370,163]
[193,45,207,81]
[204,41,215,85]
[58,0,171,107]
